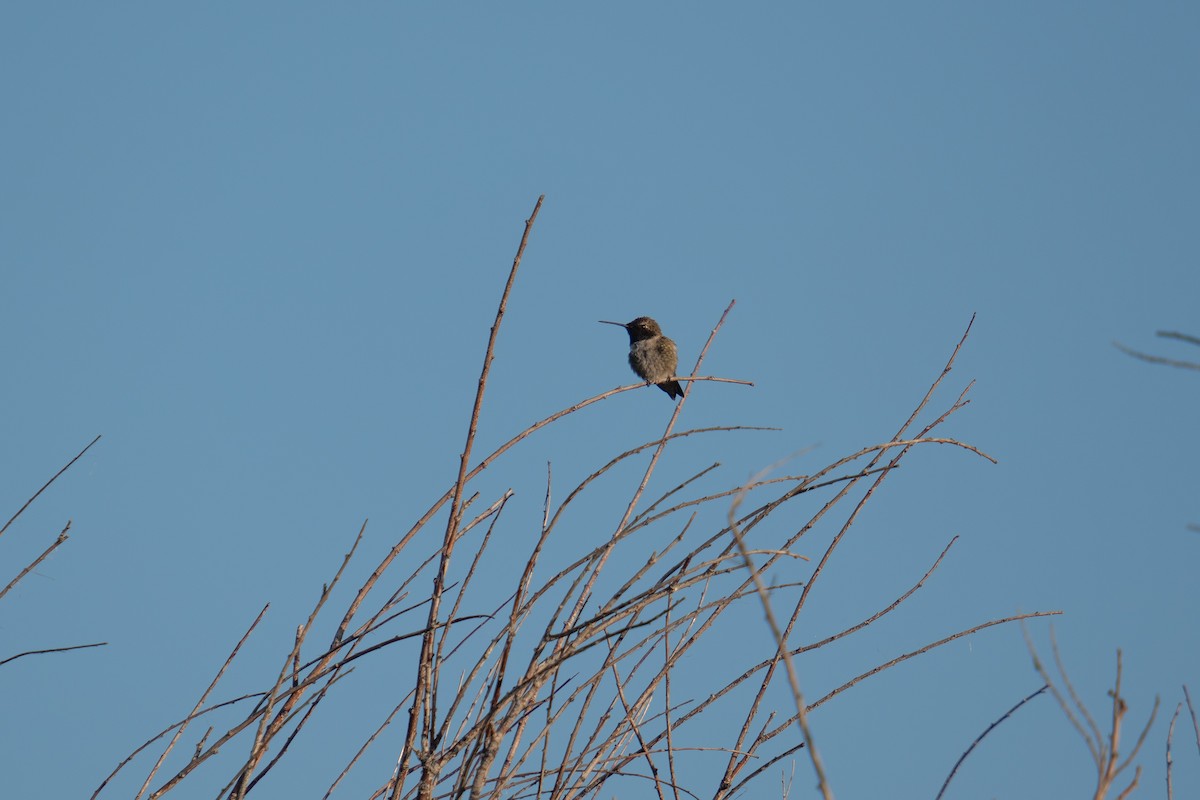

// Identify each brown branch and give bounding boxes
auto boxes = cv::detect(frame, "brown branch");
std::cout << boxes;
[1025,636,1157,800]
[728,473,832,800]
[793,317,980,624]
[549,425,776,538]
[324,701,406,799]
[1023,624,1101,763]
[395,195,543,800]
[892,314,975,441]
[723,613,1059,798]
[1055,628,1105,758]
[0,520,72,601]
[433,492,514,749]
[102,286,1044,800]
[237,522,372,795]
[609,662,667,800]
[662,588,682,800]
[1184,685,1200,757]
[145,604,269,800]
[797,536,959,655]
[92,693,266,799]
[1167,702,1181,800]
[811,611,1062,712]
[333,383,757,672]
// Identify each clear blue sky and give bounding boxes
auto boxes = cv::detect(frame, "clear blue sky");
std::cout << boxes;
[3,4,1197,798]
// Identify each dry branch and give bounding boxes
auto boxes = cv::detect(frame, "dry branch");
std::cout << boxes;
[1113,329,1200,371]
[1025,633,1158,800]
[1,434,101,539]
[936,685,1048,800]
[94,209,1058,800]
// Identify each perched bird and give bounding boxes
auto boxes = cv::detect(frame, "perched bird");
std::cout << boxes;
[599,316,683,400]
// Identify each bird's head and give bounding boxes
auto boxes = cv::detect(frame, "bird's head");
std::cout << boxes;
[599,316,662,342]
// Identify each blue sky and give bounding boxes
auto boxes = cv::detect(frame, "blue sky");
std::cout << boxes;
[3,4,1198,798]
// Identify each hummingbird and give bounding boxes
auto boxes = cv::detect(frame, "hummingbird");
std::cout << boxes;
[599,316,684,400]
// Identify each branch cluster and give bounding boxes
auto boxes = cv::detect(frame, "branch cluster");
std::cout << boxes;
[82,199,1058,800]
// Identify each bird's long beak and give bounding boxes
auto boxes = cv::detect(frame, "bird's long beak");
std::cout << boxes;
[598,320,626,327]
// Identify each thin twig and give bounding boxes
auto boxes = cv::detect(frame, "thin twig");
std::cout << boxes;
[811,612,1062,712]
[1113,340,1200,370]
[1184,685,1200,757]
[395,195,544,800]
[668,375,753,387]
[1157,330,1200,347]
[1023,624,1100,763]
[1167,702,1181,800]
[0,640,107,667]
[325,702,407,799]
[0,520,72,601]
[237,522,373,795]
[797,537,959,655]
[92,693,266,799]
[138,604,269,800]
[935,685,1047,800]
[793,316,979,624]
[1,434,101,539]
[728,472,832,800]
[1053,627,1104,758]
[1025,636,1157,800]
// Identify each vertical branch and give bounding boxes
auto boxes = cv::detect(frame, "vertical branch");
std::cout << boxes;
[662,589,682,800]
[445,195,544,551]
[1184,685,1200,757]
[728,488,832,800]
[1027,636,1157,800]
[391,195,544,800]
[1166,702,1181,800]
[1102,650,1126,793]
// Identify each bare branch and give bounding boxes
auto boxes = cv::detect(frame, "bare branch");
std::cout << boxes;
[1,520,72,601]
[1113,338,1200,370]
[1167,702,1181,800]
[728,469,832,800]
[0,640,107,667]
[1184,685,1200,757]
[1,435,101,539]
[1157,330,1200,347]
[936,685,1047,800]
